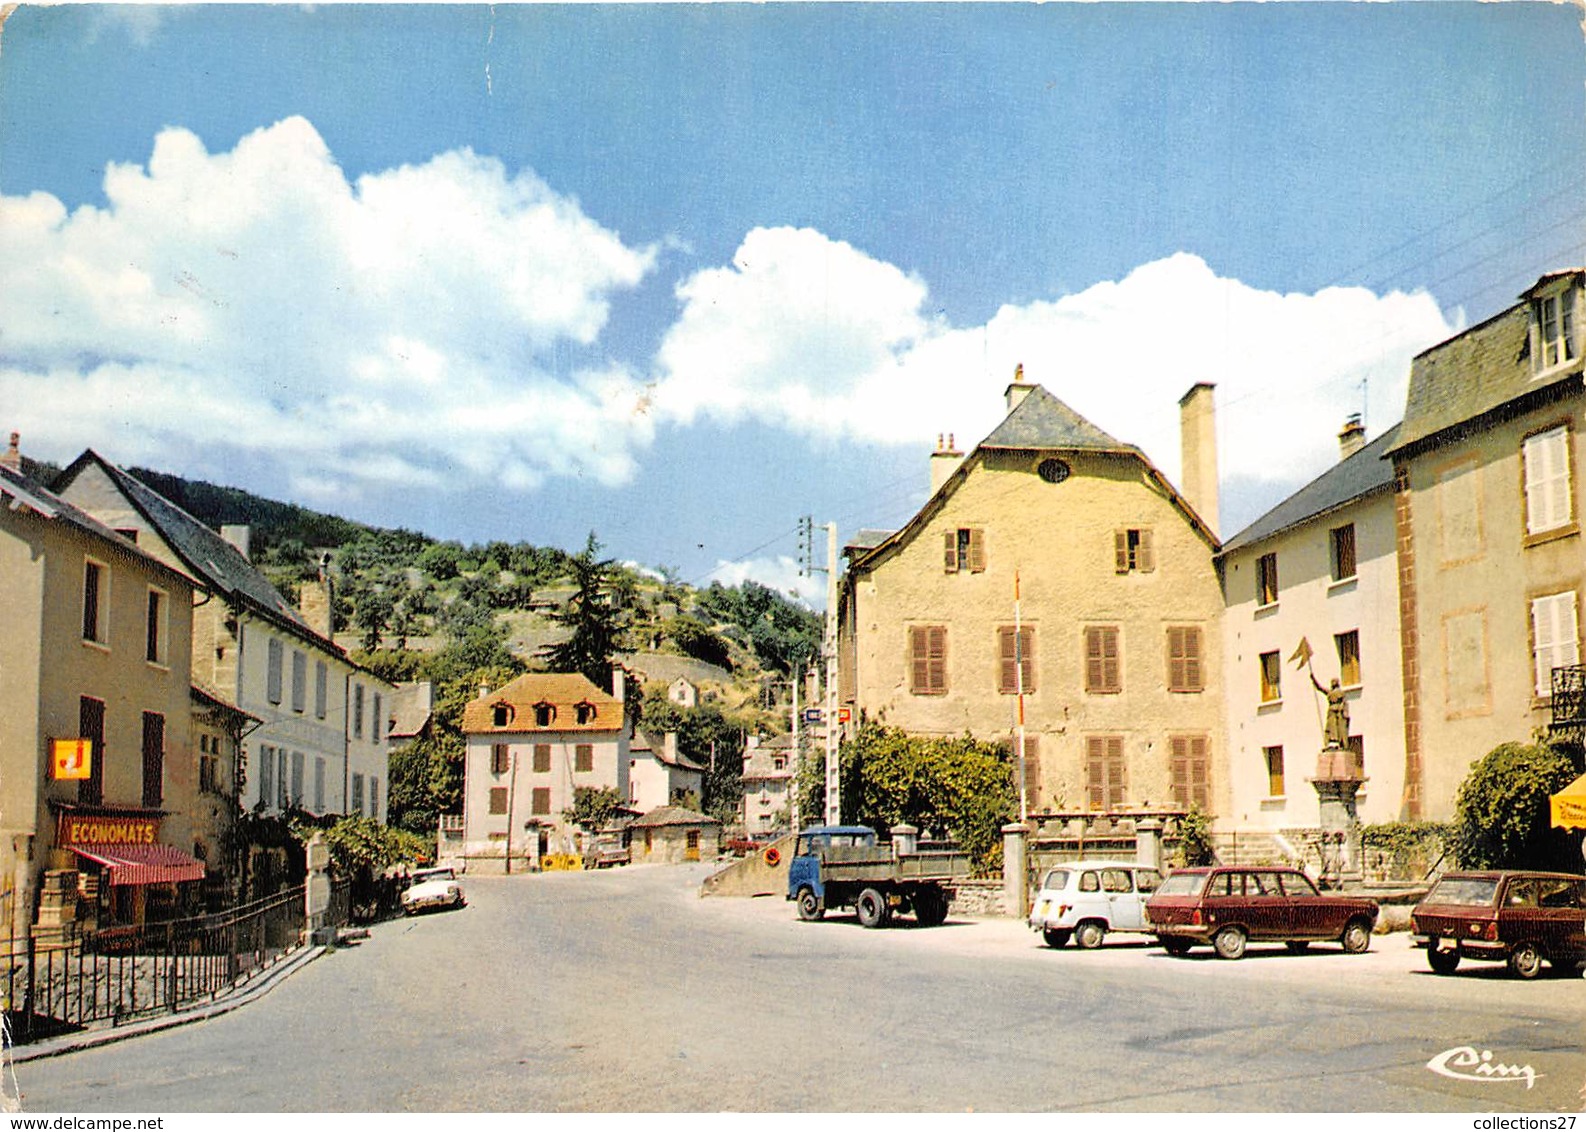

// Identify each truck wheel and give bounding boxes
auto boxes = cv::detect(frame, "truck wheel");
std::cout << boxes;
[1074,921,1106,950]
[796,887,824,922]
[914,889,948,927]
[856,887,890,929]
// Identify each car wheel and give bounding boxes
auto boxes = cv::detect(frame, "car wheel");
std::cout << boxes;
[1074,921,1106,950]
[796,887,825,922]
[1285,941,1310,954]
[1340,919,1372,955]
[1213,925,1247,960]
[856,887,890,929]
[1428,947,1461,975]
[1042,928,1071,949]
[1161,937,1192,957]
[1508,941,1544,980]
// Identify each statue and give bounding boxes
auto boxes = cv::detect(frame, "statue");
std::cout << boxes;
[1311,671,1350,749]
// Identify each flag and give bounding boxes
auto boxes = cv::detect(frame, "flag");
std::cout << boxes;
[1289,638,1314,668]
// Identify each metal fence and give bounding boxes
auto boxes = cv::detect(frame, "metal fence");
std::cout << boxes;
[1,880,349,1046]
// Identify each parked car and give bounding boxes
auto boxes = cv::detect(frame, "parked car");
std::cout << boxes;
[1145,866,1377,960]
[1028,860,1162,949]
[1410,870,1586,979]
[400,866,466,915]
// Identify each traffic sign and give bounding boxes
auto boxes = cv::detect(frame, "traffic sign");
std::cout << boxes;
[802,709,823,723]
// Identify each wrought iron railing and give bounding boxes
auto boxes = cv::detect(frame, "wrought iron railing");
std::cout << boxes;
[1550,665,1586,734]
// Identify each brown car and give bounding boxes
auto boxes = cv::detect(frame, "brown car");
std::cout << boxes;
[1410,870,1586,979]
[1145,866,1378,960]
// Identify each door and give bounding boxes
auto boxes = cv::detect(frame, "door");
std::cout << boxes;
[1531,877,1586,960]
[1277,870,1331,938]
[1239,871,1291,940]
[1102,867,1144,930]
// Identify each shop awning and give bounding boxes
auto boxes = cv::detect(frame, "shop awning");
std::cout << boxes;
[1550,773,1586,831]
[71,843,206,886]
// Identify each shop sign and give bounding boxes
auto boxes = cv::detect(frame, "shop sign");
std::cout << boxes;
[51,738,92,781]
[58,814,160,847]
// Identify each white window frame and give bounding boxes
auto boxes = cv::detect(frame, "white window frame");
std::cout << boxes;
[1534,284,1579,374]
[1531,590,1581,697]
[1523,425,1573,536]
[145,585,168,666]
[82,557,110,647]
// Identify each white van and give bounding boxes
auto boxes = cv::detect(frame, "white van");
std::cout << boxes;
[1028,860,1163,948]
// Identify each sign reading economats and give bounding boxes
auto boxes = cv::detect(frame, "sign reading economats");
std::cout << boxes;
[51,738,92,781]
[58,815,160,848]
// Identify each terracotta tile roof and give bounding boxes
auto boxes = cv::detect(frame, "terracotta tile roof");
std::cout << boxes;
[628,804,720,829]
[461,672,623,734]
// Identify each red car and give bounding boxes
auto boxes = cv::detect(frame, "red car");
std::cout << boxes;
[1411,870,1586,979]
[1145,866,1378,960]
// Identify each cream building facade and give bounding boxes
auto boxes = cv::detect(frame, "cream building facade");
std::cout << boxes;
[627,728,704,812]
[1387,269,1584,820]
[839,375,1226,819]
[740,732,796,833]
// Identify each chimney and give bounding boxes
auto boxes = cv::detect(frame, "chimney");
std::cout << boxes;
[665,732,679,763]
[1178,382,1219,538]
[0,432,19,472]
[1338,414,1366,461]
[298,574,334,640]
[1004,362,1034,414]
[930,432,965,494]
[220,524,252,560]
[612,666,625,703]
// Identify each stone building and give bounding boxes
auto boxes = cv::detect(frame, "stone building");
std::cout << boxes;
[740,733,796,833]
[627,805,720,864]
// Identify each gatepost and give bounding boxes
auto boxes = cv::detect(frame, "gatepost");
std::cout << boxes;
[1136,817,1164,873]
[1002,822,1029,918]
[305,832,333,946]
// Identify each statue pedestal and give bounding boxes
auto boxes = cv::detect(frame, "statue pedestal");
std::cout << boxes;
[1310,744,1367,885]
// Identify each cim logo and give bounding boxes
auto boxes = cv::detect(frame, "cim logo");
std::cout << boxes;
[1427,1046,1540,1089]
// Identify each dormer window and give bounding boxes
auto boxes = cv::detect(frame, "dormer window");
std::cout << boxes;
[491,702,515,728]
[574,701,597,725]
[533,702,556,727]
[1532,279,1579,374]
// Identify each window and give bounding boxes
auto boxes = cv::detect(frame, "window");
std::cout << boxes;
[266,638,283,705]
[78,697,105,804]
[531,788,551,816]
[1113,528,1155,574]
[1264,745,1285,797]
[534,702,556,727]
[942,527,985,574]
[998,626,1036,694]
[908,626,948,695]
[489,787,508,815]
[1522,426,1573,536]
[1169,735,1210,811]
[1166,626,1203,692]
[82,559,107,644]
[351,773,364,814]
[1330,524,1357,582]
[533,744,552,773]
[1256,553,1278,606]
[277,749,289,809]
[145,588,167,664]
[772,757,787,771]
[290,751,304,805]
[291,651,306,714]
[492,702,514,727]
[1259,651,1282,703]
[373,692,383,742]
[1085,735,1125,810]
[353,684,365,738]
[1531,591,1581,697]
[575,744,594,773]
[1534,286,1578,372]
[141,711,164,808]
[1347,734,1366,778]
[1335,630,1361,687]
[491,743,511,775]
[369,777,379,817]
[1083,626,1120,693]
[575,702,597,725]
[259,744,275,808]
[199,734,220,794]
[314,758,325,811]
[314,661,328,720]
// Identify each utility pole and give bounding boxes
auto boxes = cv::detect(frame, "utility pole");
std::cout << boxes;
[789,668,801,831]
[1014,570,1027,825]
[822,521,840,826]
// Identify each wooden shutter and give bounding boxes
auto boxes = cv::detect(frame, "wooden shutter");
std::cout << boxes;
[1012,734,1042,808]
[1105,737,1125,808]
[533,744,551,773]
[1086,736,1105,809]
[575,744,594,773]
[1114,531,1130,574]
[1086,627,1119,692]
[999,627,1036,693]
[1168,627,1202,692]
[910,626,947,694]
[943,531,959,573]
[531,787,551,815]
[488,787,508,815]
[1171,735,1210,810]
[141,711,164,809]
[968,528,986,573]
[1137,529,1155,573]
[491,743,509,775]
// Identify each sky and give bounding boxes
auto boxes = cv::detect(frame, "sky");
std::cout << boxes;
[2,3,1583,606]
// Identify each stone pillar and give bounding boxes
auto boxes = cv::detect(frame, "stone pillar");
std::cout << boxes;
[1002,822,1029,919]
[890,823,918,858]
[1311,745,1367,885]
[304,832,332,945]
[1136,817,1164,873]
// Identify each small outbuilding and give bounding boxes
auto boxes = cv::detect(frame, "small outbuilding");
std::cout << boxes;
[628,805,721,865]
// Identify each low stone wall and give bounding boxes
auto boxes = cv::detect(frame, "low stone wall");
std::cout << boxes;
[950,879,1010,918]
[700,834,798,898]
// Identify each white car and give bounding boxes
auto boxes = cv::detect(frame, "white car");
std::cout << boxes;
[1027,860,1162,949]
[401,866,466,915]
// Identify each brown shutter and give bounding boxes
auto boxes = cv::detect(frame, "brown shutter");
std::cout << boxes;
[1017,734,1042,808]
[1086,736,1105,809]
[1085,628,1102,691]
[1114,531,1130,574]
[929,626,947,693]
[1170,735,1188,808]
[1184,627,1202,691]
[1137,529,1155,573]
[533,744,551,773]
[1106,737,1125,808]
[968,528,986,573]
[488,787,508,814]
[1190,736,1209,810]
[943,531,959,573]
[910,626,928,693]
[999,627,1017,693]
[1021,627,1035,692]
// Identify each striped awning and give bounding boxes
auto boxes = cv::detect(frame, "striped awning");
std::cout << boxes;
[71,843,206,886]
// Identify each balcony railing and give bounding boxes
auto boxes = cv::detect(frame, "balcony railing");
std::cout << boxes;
[1550,665,1586,734]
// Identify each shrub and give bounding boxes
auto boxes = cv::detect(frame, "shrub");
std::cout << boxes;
[1452,740,1579,870]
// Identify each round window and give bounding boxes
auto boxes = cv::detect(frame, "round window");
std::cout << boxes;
[1038,458,1071,484]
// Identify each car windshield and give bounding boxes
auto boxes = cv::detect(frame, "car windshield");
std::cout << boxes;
[1156,872,1208,897]
[1424,876,1500,906]
[412,869,454,885]
[1041,869,1070,891]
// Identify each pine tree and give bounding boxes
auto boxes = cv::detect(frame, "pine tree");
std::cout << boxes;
[540,533,628,693]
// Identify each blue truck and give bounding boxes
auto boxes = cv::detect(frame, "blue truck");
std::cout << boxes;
[785,825,970,928]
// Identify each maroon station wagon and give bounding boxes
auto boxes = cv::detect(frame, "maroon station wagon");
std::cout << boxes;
[1145,866,1379,960]
[1410,870,1586,979]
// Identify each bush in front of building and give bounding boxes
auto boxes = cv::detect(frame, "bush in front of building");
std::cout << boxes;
[1452,740,1580,871]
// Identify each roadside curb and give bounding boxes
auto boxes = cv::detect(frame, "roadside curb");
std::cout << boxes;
[7,944,328,1063]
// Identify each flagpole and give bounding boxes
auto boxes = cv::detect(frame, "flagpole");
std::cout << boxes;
[1015,570,1027,825]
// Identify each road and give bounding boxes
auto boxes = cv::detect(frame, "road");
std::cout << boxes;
[12,864,1586,1112]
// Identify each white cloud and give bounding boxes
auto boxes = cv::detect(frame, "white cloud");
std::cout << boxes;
[706,555,822,610]
[0,117,657,495]
[654,238,1458,505]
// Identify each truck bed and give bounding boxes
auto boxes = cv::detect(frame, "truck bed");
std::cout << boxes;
[817,850,973,884]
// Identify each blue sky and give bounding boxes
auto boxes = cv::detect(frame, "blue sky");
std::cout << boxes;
[2,4,1582,602]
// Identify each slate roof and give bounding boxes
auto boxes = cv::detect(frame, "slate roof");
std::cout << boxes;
[627,804,720,829]
[980,385,1140,454]
[461,672,623,734]
[54,451,322,643]
[632,728,706,772]
[1219,424,1402,555]
[1390,269,1585,460]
